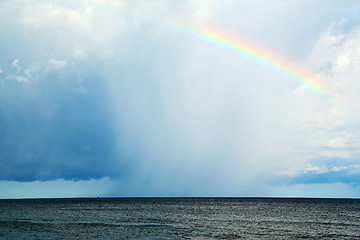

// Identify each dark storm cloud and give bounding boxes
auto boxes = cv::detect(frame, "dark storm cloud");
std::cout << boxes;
[291,168,360,185]
[0,73,126,181]
[269,163,360,186]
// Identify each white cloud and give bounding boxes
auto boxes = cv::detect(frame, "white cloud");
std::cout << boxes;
[5,59,29,82]
[48,59,67,69]
[4,58,69,83]
[12,59,21,72]
[348,165,360,174]
[269,25,360,177]
[1,0,360,196]
[6,75,28,83]
[5,0,138,61]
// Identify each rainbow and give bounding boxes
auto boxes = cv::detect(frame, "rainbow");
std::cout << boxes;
[40,1,334,99]
[168,23,332,99]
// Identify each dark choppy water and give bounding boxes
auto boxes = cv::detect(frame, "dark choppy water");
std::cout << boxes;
[0,198,359,239]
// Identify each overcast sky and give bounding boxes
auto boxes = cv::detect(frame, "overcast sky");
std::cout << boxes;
[1,0,360,198]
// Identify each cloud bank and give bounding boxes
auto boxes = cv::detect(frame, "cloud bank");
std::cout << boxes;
[1,0,360,197]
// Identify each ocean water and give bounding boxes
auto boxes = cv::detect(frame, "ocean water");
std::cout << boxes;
[0,198,359,239]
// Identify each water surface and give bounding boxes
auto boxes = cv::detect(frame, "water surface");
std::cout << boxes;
[0,198,359,239]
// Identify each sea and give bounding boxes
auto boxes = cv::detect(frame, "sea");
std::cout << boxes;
[0,198,359,239]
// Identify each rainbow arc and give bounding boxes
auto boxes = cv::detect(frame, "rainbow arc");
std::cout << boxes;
[168,23,332,98]
[52,1,335,100]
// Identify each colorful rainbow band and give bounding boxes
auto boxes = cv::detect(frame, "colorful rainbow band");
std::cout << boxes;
[168,23,332,99]
[36,1,335,100]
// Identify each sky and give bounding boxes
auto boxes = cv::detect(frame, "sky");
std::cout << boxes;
[1,0,360,198]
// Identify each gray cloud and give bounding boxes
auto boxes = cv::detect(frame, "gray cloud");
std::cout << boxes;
[0,69,126,181]
[1,0,360,197]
